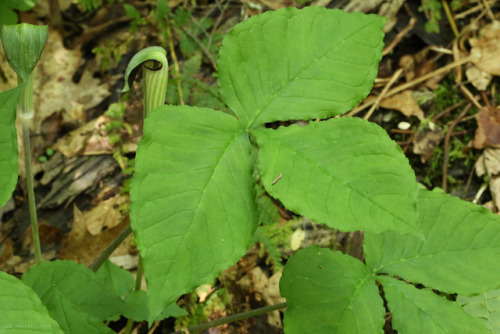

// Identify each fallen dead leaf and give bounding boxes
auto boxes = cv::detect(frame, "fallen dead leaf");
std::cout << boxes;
[474,106,500,149]
[466,65,492,91]
[83,194,129,236]
[413,123,443,163]
[399,48,440,89]
[109,254,139,271]
[476,148,500,211]
[345,0,404,32]
[53,115,139,158]
[53,116,113,157]
[379,90,425,120]
[58,204,131,266]
[471,21,500,76]
[237,267,285,329]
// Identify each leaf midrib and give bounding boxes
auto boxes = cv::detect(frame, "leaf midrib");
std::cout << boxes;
[156,127,246,298]
[245,19,373,129]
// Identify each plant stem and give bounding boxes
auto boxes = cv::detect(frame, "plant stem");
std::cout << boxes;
[123,256,144,334]
[441,0,459,38]
[90,225,132,272]
[20,73,42,264]
[166,21,184,105]
[171,302,287,334]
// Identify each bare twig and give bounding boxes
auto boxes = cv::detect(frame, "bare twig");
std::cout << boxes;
[364,68,403,120]
[348,55,476,117]
[170,302,287,334]
[442,0,460,37]
[383,17,417,56]
[481,0,497,21]
[442,103,472,192]
[90,225,132,272]
[180,25,217,69]
[454,0,498,19]
[459,84,483,109]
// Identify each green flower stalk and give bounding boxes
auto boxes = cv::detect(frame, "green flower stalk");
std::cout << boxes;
[2,24,48,263]
[121,46,169,333]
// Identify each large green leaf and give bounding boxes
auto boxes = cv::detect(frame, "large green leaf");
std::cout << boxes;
[0,85,24,208]
[458,288,500,333]
[123,290,187,322]
[96,260,135,297]
[253,117,418,234]
[280,246,384,334]
[130,105,257,318]
[0,271,63,333]
[22,260,125,333]
[378,276,489,334]
[217,7,385,128]
[365,189,500,295]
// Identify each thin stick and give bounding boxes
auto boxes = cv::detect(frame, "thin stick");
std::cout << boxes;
[454,0,498,19]
[459,84,483,109]
[481,0,497,21]
[442,0,460,38]
[348,55,475,117]
[180,25,217,69]
[166,21,185,105]
[383,17,417,56]
[171,302,287,334]
[90,225,132,272]
[364,68,403,120]
[442,103,472,192]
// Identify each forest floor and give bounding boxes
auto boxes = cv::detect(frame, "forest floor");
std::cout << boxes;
[1,0,500,333]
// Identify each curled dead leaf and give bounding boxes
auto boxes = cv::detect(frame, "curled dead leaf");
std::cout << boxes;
[466,65,492,91]
[471,21,500,76]
[413,123,443,163]
[475,148,500,212]
[379,90,425,120]
[474,106,500,149]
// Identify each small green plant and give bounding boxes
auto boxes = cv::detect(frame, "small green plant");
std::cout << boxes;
[0,0,36,29]
[103,101,133,172]
[1,7,500,334]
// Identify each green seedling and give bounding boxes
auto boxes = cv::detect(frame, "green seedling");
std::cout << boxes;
[1,7,499,334]
[0,0,36,29]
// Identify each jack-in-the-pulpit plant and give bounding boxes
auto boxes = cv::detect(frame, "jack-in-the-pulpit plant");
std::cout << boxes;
[0,6,499,334]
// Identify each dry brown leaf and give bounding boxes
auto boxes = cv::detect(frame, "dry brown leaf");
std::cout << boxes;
[84,194,129,236]
[379,90,425,120]
[58,204,131,266]
[474,106,500,149]
[53,116,113,157]
[413,123,443,163]
[237,267,284,329]
[53,115,139,158]
[344,0,406,31]
[475,148,500,211]
[109,254,139,270]
[466,65,492,91]
[471,21,500,76]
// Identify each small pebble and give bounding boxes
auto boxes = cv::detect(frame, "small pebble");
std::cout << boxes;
[398,121,411,130]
